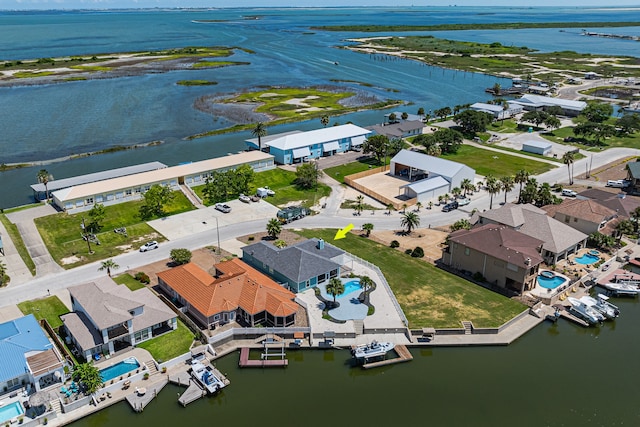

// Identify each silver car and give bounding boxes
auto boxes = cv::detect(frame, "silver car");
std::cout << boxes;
[139,241,158,252]
[215,203,232,213]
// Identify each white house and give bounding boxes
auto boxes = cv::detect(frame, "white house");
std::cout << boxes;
[522,140,552,156]
[470,102,522,120]
[390,149,476,203]
[510,94,587,117]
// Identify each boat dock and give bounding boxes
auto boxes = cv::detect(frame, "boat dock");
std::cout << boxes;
[362,345,413,370]
[169,365,230,406]
[124,379,168,412]
[238,347,288,368]
[552,304,589,327]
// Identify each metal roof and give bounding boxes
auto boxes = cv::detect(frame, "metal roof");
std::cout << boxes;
[262,124,371,151]
[403,176,449,193]
[0,314,53,384]
[30,161,167,193]
[522,140,552,149]
[391,149,473,180]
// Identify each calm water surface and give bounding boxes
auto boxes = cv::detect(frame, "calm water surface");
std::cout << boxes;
[72,289,640,427]
[1,7,639,207]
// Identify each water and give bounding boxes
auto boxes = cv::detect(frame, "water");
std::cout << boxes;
[1,7,639,208]
[536,273,567,289]
[575,253,600,265]
[99,358,140,383]
[0,402,24,424]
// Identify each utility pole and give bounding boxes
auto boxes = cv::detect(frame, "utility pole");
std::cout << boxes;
[214,216,221,255]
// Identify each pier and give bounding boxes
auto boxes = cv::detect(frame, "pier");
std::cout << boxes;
[124,380,168,412]
[238,347,288,368]
[169,365,230,406]
[362,345,413,369]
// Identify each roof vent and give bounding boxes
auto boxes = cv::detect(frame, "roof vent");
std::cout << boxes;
[525,258,531,265]
[317,239,325,250]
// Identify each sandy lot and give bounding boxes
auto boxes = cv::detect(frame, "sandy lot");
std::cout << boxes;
[368,228,448,263]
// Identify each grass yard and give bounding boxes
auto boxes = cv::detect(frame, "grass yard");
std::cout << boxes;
[136,319,195,363]
[296,229,525,328]
[34,191,194,268]
[0,214,37,275]
[113,273,146,291]
[324,157,385,184]
[441,144,555,177]
[193,167,331,208]
[487,119,521,134]
[541,126,640,151]
[18,296,70,329]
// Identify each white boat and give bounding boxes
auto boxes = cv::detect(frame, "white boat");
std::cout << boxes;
[601,282,640,297]
[351,341,395,360]
[579,295,619,319]
[190,362,226,394]
[568,297,604,324]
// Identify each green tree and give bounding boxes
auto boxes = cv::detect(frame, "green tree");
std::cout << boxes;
[484,175,500,210]
[274,239,287,248]
[251,122,268,151]
[581,102,613,123]
[37,169,53,202]
[434,106,452,121]
[386,203,395,215]
[362,223,374,237]
[450,219,472,231]
[436,128,463,154]
[360,276,374,296]
[0,260,8,287]
[400,211,421,235]
[388,112,397,123]
[87,203,106,233]
[362,134,390,165]
[545,105,564,117]
[98,259,119,277]
[573,122,615,145]
[266,218,282,239]
[415,202,422,212]
[520,111,548,128]
[417,107,425,117]
[170,248,192,265]
[326,278,345,307]
[295,162,321,190]
[562,151,575,185]
[72,363,103,395]
[401,112,409,120]
[461,178,474,197]
[520,178,538,205]
[615,219,634,242]
[492,82,501,96]
[535,182,555,207]
[617,113,640,135]
[320,115,329,127]
[543,115,561,130]
[500,176,515,204]
[139,185,174,219]
[452,187,461,199]
[453,110,493,134]
[631,206,640,233]
[515,169,530,203]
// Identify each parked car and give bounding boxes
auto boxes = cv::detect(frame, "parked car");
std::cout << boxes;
[139,241,158,252]
[561,189,577,197]
[442,201,459,212]
[214,203,232,213]
[239,194,251,203]
[457,197,471,206]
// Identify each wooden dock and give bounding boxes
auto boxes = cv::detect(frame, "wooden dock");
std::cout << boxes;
[124,379,168,412]
[554,305,590,327]
[362,345,413,370]
[238,347,288,368]
[169,364,231,406]
[178,381,205,407]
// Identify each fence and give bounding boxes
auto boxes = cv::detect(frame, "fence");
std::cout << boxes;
[344,167,416,210]
[206,326,312,347]
[40,319,74,366]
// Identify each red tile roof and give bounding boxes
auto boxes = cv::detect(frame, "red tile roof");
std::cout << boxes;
[157,259,298,318]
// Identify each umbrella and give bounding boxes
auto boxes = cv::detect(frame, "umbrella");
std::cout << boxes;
[29,391,52,407]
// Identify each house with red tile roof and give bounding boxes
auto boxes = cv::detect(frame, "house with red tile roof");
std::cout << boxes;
[157,258,298,329]
[442,224,545,294]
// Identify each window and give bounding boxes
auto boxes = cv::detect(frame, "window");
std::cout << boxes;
[106,194,114,201]
[573,218,578,222]
[85,197,93,205]
[214,314,220,321]
[565,216,570,223]
[134,187,141,194]
[125,189,132,196]
[65,202,73,210]
[134,329,149,342]
[464,248,470,256]
[75,201,83,208]
[96,195,104,202]
[506,263,518,272]
[116,192,123,199]
[7,378,19,388]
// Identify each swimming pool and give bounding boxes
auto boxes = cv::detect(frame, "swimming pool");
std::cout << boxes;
[575,253,600,265]
[99,357,140,382]
[0,402,24,424]
[537,272,568,289]
[319,279,362,300]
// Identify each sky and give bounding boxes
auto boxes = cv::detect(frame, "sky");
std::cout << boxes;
[1,0,639,10]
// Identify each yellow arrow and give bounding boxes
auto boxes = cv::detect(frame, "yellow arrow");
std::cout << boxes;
[334,224,354,240]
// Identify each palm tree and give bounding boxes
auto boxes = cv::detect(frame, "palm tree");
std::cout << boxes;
[631,206,640,233]
[500,176,515,204]
[0,260,7,286]
[562,151,575,185]
[460,178,473,197]
[98,259,119,277]
[320,115,329,127]
[415,202,422,212]
[402,203,408,213]
[266,218,282,240]
[356,195,365,211]
[428,201,433,210]
[37,169,53,202]
[251,122,267,151]
[515,169,530,203]
[360,276,374,297]
[475,180,484,193]
[451,187,461,199]
[274,239,287,248]
[437,195,444,205]
[386,203,394,215]
[492,82,501,96]
[325,278,345,307]
[615,220,634,243]
[401,211,421,235]
[484,175,500,210]
[362,223,374,237]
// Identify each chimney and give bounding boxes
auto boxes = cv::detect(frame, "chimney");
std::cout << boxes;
[525,258,531,266]
[317,239,325,250]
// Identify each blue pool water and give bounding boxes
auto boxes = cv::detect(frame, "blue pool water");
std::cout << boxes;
[575,253,600,265]
[340,280,362,296]
[537,274,568,289]
[99,357,140,382]
[0,402,24,424]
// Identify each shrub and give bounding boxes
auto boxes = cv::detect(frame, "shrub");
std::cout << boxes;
[134,272,150,284]
[404,249,412,255]
[248,236,255,241]
[143,373,150,380]
[472,272,485,282]
[411,247,425,258]
[390,240,400,248]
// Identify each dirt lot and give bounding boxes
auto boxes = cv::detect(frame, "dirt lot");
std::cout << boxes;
[369,228,448,263]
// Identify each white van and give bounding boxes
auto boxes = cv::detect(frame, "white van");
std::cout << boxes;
[561,189,577,197]
[607,180,626,188]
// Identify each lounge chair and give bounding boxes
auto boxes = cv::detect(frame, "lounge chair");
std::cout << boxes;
[60,386,68,394]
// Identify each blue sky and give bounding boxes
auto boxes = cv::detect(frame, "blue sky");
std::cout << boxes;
[2,0,640,10]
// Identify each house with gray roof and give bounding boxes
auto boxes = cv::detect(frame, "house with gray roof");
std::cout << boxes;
[367,120,424,139]
[510,94,587,116]
[61,277,176,361]
[241,238,345,293]
[0,314,67,395]
[626,160,640,195]
[390,149,476,203]
[478,203,588,265]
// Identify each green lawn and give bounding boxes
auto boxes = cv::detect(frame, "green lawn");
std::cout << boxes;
[18,296,70,329]
[324,157,385,184]
[113,273,146,291]
[193,167,331,209]
[296,229,525,328]
[136,320,195,363]
[34,191,194,268]
[488,119,522,134]
[541,126,640,151]
[441,144,555,177]
[0,214,37,276]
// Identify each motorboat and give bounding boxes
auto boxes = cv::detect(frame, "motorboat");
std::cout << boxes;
[596,294,621,318]
[601,282,640,297]
[351,341,395,360]
[579,295,619,319]
[567,297,604,324]
[190,362,226,394]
